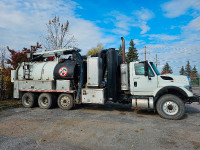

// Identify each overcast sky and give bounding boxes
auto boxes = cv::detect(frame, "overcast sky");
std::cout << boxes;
[0,0,200,74]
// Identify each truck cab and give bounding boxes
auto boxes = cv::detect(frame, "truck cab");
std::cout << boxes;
[129,61,198,119]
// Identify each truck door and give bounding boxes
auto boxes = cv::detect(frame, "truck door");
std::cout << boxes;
[130,62,157,96]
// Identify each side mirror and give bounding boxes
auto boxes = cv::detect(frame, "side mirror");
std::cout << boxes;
[144,61,148,76]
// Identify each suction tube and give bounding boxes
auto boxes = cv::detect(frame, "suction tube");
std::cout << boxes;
[75,52,83,103]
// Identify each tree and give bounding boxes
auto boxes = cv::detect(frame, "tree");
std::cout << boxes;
[42,16,76,50]
[185,61,192,76]
[87,42,104,55]
[0,47,6,100]
[179,66,185,75]
[161,62,173,74]
[7,43,41,69]
[118,44,122,55]
[126,39,138,63]
[191,66,198,77]
[3,43,42,99]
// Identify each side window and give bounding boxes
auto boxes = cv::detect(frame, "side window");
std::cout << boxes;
[135,63,155,77]
[135,63,145,75]
[148,67,155,77]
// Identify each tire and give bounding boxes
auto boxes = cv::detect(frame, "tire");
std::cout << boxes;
[38,93,53,109]
[22,92,36,108]
[156,94,185,120]
[57,94,73,110]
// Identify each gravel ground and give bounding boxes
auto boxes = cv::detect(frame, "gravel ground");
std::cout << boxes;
[0,101,200,150]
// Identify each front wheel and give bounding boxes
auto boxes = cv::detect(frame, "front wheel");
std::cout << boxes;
[156,94,185,120]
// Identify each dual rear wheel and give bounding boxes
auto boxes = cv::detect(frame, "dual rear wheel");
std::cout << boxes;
[22,92,74,110]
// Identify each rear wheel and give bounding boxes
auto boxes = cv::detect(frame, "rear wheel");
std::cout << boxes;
[22,92,36,108]
[38,93,53,109]
[156,94,185,120]
[57,94,73,110]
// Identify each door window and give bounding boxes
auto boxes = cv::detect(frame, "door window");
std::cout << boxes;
[135,63,145,75]
[135,63,155,77]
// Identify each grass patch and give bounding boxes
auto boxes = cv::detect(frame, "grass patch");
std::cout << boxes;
[0,100,22,110]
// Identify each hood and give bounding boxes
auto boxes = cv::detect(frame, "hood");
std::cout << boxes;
[159,74,190,86]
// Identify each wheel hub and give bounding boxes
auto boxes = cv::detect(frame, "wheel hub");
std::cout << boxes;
[24,97,31,105]
[41,97,48,106]
[61,96,70,107]
[163,101,179,115]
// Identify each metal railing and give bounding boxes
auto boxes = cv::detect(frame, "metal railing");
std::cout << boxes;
[191,77,200,104]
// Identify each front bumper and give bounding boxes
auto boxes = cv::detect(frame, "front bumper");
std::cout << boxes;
[188,95,200,103]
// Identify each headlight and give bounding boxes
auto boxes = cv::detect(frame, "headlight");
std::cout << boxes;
[184,85,192,92]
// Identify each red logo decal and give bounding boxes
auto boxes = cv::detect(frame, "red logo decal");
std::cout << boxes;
[59,67,68,77]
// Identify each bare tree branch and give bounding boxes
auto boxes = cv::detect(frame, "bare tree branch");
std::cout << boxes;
[41,16,76,50]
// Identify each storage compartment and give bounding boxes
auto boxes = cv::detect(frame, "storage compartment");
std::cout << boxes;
[11,70,16,83]
[87,57,102,87]
[18,80,55,90]
[82,88,105,104]
[56,80,72,91]
[13,81,19,98]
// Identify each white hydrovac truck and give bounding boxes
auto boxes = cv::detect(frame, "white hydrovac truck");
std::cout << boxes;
[11,37,199,120]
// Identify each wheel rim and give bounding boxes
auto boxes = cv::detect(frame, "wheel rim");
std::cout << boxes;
[163,101,179,115]
[24,96,31,106]
[60,96,70,107]
[41,97,49,106]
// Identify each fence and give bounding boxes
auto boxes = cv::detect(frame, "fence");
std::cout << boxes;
[191,77,200,96]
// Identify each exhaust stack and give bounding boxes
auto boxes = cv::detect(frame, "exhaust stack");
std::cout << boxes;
[121,37,125,64]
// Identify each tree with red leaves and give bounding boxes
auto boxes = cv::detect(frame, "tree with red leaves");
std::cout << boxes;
[7,42,41,69]
[0,43,42,100]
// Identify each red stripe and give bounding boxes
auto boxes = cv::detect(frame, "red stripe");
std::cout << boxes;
[41,90,44,92]
[66,91,71,92]
[29,90,32,91]
[53,90,57,92]
[35,90,38,92]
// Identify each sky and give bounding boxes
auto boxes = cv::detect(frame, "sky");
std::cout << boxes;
[0,0,200,74]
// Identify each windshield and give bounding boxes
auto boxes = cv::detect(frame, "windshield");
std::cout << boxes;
[150,62,160,75]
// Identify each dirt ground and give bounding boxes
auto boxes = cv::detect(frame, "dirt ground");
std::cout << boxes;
[0,101,200,150]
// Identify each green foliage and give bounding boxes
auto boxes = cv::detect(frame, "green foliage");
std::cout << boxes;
[118,44,122,55]
[191,66,198,77]
[126,39,138,63]
[179,61,198,77]
[87,42,104,55]
[185,61,192,76]
[179,66,185,75]
[162,62,173,74]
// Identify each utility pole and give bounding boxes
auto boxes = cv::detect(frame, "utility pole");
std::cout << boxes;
[156,54,157,67]
[144,46,147,61]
